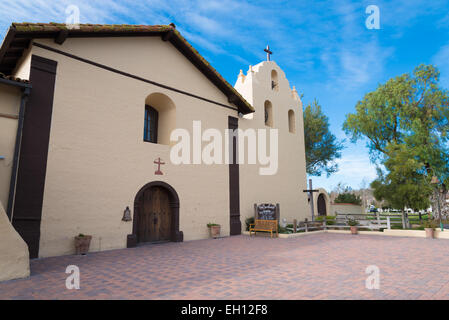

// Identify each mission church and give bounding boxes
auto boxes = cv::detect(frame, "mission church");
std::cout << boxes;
[0,23,311,274]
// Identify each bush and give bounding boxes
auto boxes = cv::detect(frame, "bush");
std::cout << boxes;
[347,218,358,226]
[279,226,292,234]
[207,223,220,227]
[334,193,362,205]
[422,219,438,230]
[316,215,336,225]
[245,217,254,231]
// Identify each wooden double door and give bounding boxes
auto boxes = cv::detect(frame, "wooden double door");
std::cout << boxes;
[137,186,172,243]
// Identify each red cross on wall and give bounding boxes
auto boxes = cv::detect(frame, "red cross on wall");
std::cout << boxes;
[154,157,165,175]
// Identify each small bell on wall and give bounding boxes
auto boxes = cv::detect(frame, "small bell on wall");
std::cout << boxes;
[122,206,132,222]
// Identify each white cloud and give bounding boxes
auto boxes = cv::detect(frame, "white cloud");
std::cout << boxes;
[309,142,378,192]
[185,13,226,37]
[376,0,448,28]
[335,156,377,181]
[432,43,449,88]
[0,0,395,80]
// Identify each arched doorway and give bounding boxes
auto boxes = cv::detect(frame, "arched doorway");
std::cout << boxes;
[137,186,171,242]
[317,193,327,216]
[127,181,183,247]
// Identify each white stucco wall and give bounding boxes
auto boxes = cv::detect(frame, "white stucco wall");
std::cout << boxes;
[18,37,240,258]
[13,46,32,80]
[0,83,30,282]
[330,203,364,215]
[0,84,20,209]
[0,202,29,282]
[234,61,309,224]
[8,36,310,258]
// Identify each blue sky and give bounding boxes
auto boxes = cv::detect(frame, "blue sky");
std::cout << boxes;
[1,0,449,192]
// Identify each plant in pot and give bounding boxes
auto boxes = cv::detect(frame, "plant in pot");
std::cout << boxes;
[207,223,221,239]
[74,233,92,255]
[422,219,438,239]
[347,218,359,234]
[245,217,255,231]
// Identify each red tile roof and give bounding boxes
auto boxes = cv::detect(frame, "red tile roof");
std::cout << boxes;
[13,23,174,33]
[0,23,254,114]
[0,72,29,84]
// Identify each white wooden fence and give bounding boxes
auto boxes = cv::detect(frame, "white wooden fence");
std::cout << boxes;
[286,212,430,233]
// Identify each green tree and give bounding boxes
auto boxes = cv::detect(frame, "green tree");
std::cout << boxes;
[370,145,433,226]
[304,99,344,177]
[343,64,449,218]
[334,193,362,205]
[333,183,362,205]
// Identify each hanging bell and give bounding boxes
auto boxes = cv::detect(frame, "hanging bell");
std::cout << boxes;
[122,206,132,222]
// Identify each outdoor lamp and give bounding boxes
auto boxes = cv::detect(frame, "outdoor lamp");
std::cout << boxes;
[122,206,132,222]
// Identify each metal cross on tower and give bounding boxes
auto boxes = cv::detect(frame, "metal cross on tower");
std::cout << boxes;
[264,45,273,61]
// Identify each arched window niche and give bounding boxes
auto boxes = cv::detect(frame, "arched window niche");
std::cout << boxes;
[144,93,176,145]
[288,109,296,133]
[271,70,279,91]
[264,100,273,127]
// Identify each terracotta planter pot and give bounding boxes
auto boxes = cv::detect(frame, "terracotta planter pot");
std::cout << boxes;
[350,226,358,235]
[74,235,92,255]
[425,228,434,239]
[209,225,221,238]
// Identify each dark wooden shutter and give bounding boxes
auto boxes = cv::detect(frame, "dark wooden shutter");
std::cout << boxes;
[12,55,57,259]
[228,116,241,235]
[151,107,158,143]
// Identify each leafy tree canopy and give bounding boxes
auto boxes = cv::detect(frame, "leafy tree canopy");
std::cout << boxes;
[343,64,449,211]
[371,145,432,210]
[304,99,344,177]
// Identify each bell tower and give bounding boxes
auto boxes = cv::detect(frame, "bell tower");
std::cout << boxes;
[233,54,310,227]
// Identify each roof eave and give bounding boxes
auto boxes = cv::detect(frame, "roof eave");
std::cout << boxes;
[0,76,31,89]
[0,23,255,114]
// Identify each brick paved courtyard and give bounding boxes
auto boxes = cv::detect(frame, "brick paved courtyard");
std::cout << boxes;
[1,233,449,300]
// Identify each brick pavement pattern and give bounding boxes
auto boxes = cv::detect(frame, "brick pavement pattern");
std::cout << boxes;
[0,233,448,299]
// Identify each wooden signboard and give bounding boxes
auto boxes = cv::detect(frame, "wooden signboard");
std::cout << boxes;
[254,203,280,221]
